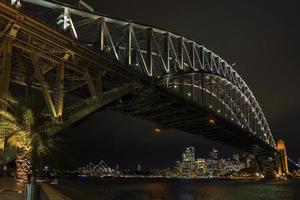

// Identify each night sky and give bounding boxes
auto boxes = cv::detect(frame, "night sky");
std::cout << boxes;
[54,0,300,169]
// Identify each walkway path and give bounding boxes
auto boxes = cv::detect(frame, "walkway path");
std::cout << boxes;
[0,178,24,200]
[41,183,72,200]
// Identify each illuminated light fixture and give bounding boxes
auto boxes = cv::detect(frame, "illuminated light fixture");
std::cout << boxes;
[105,46,111,53]
[208,118,216,125]
[209,105,213,109]
[56,7,78,39]
[11,0,21,8]
[217,110,221,113]
[174,85,178,89]
[154,128,161,134]
[188,93,192,97]
[157,76,160,79]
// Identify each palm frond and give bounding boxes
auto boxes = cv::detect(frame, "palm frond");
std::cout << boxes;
[7,133,26,148]
[0,121,21,133]
[0,110,17,123]
[22,108,34,128]
[0,97,18,107]
[0,97,24,125]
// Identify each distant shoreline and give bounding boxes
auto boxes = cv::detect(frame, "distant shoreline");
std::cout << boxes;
[72,175,264,181]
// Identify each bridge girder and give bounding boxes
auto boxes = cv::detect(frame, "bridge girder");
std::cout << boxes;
[21,1,274,147]
[0,0,280,166]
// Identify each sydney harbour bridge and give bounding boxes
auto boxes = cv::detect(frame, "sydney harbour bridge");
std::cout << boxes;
[0,0,296,176]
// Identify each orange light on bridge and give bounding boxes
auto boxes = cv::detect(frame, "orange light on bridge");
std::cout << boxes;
[154,128,161,134]
[208,118,216,125]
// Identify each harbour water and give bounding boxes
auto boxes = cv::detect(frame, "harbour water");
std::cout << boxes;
[52,177,300,200]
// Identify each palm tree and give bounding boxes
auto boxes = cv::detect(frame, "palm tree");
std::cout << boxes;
[0,96,58,184]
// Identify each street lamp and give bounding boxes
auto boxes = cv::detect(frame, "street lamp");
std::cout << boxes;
[45,166,48,180]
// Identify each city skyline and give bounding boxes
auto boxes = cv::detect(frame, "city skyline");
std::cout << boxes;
[73,139,260,171]
[76,146,253,178]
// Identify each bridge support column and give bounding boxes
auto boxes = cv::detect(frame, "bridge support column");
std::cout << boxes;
[84,69,106,102]
[56,61,65,117]
[0,27,14,150]
[31,51,58,118]
[0,23,17,103]
[96,70,105,101]
[0,36,13,107]
[30,50,67,120]
[276,140,289,176]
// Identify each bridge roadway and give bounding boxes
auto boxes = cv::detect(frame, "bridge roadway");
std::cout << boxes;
[0,0,293,172]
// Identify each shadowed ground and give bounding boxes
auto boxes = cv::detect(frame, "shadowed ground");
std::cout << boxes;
[0,178,24,200]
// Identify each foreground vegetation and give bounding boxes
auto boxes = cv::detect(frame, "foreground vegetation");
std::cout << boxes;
[0,96,58,183]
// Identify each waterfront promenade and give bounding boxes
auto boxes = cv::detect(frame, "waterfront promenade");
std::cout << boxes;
[0,178,23,200]
[0,178,71,200]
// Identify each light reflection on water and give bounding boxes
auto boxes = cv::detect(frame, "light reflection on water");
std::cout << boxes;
[54,178,300,200]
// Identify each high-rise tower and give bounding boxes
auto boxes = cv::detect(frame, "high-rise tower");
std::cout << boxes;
[182,146,195,176]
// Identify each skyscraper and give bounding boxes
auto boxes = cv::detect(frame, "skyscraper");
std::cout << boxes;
[175,161,183,176]
[233,154,239,162]
[209,147,218,160]
[137,164,141,172]
[195,158,207,176]
[182,146,195,177]
[207,147,219,175]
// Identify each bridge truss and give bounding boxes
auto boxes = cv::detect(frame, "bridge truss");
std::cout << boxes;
[0,0,278,163]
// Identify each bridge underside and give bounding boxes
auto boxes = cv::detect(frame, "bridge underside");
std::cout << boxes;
[111,87,275,157]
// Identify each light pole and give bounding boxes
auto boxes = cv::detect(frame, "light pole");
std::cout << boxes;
[45,166,48,180]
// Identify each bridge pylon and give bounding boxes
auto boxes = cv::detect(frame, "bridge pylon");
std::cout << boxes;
[276,139,289,176]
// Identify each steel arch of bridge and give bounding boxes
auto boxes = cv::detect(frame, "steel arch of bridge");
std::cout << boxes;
[7,0,275,148]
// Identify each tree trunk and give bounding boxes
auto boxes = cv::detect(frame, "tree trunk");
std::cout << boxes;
[16,148,32,184]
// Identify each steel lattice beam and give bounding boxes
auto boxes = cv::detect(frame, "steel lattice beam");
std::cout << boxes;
[0,0,279,163]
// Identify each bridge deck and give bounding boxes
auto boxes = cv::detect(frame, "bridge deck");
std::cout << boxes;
[111,87,276,156]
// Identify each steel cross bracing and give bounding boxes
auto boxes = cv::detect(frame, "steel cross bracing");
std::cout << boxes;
[2,0,276,152]
[15,0,274,147]
[0,1,139,146]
